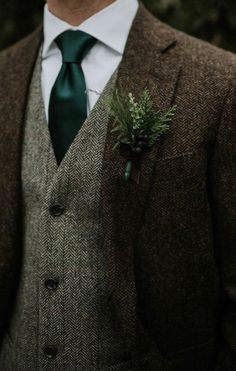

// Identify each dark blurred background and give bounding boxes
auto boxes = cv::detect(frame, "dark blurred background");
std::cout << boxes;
[0,0,235,52]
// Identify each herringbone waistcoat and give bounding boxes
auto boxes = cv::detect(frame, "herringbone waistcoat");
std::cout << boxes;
[0,49,131,371]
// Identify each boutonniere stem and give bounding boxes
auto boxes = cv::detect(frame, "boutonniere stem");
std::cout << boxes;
[124,160,133,181]
[109,89,177,182]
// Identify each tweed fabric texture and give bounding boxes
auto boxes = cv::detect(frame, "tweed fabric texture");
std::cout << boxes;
[0,3,236,370]
[0,49,131,371]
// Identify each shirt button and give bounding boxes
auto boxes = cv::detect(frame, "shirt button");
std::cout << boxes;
[49,204,64,217]
[44,279,59,291]
[44,346,58,359]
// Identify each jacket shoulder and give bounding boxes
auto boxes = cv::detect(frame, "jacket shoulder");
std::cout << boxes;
[140,5,236,84]
[0,26,43,72]
[149,15,236,107]
[173,26,236,81]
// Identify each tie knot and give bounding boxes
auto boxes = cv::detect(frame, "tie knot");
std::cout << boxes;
[55,30,97,64]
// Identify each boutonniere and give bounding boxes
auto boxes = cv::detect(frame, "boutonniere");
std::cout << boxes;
[109,88,177,183]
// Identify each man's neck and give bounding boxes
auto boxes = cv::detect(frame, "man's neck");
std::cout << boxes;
[47,0,116,26]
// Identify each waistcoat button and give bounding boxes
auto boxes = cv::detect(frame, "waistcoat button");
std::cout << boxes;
[45,279,59,291]
[49,204,64,217]
[44,346,58,359]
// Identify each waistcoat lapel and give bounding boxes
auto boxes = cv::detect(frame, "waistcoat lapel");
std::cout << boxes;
[99,3,182,360]
[0,26,42,333]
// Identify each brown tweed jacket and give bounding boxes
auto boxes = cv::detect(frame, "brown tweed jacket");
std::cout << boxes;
[0,3,235,370]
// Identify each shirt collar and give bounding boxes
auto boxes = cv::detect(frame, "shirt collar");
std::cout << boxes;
[42,0,139,58]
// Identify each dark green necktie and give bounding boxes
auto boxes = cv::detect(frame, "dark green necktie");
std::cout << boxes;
[49,30,97,165]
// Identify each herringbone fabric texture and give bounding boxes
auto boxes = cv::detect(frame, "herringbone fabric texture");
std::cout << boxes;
[0,48,130,371]
[0,3,236,370]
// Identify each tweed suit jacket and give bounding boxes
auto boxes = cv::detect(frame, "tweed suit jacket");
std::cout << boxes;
[0,3,235,370]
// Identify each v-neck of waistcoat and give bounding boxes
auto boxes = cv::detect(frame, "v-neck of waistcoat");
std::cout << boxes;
[36,47,118,190]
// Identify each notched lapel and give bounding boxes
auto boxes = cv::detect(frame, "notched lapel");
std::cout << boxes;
[99,4,182,358]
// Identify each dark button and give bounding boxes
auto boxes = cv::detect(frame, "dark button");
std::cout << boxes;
[44,346,58,359]
[44,279,59,291]
[49,204,64,217]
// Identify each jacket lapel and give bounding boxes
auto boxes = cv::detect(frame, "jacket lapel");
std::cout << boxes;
[0,26,42,328]
[0,25,42,187]
[99,3,182,358]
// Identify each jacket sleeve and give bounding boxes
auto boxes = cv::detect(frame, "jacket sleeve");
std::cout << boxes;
[207,80,236,370]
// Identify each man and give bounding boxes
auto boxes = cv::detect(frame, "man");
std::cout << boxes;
[0,0,235,369]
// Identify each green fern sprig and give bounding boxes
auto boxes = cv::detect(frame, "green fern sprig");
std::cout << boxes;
[109,88,176,152]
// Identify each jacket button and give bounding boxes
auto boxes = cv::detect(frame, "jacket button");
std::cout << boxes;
[49,204,64,217]
[44,279,59,291]
[44,346,58,359]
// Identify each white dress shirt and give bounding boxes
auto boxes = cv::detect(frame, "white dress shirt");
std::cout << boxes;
[42,0,139,120]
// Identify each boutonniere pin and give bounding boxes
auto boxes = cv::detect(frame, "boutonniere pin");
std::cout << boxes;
[109,88,177,183]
